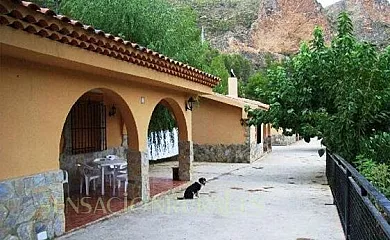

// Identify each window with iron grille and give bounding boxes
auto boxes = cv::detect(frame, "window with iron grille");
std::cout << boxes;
[70,100,107,154]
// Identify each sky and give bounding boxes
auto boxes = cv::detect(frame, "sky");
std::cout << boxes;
[318,0,390,7]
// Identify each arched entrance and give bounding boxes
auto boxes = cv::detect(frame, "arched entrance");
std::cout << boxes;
[58,88,138,231]
[147,98,192,196]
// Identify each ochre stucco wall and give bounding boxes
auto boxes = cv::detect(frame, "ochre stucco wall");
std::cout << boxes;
[192,97,246,145]
[0,54,192,180]
[104,95,123,148]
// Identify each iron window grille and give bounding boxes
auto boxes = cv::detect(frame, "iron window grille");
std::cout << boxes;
[70,100,107,154]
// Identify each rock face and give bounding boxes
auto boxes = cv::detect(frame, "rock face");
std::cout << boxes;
[246,0,332,54]
[326,0,390,48]
[176,0,390,68]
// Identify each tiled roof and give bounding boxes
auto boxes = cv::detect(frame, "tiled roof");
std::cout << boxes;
[0,0,220,87]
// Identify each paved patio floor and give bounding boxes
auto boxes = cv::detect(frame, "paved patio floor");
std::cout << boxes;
[59,139,344,240]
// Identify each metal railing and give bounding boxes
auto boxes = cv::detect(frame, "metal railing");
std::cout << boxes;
[326,150,390,239]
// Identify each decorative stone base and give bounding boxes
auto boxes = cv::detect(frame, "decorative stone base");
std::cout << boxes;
[194,144,253,163]
[0,170,65,239]
[178,141,193,181]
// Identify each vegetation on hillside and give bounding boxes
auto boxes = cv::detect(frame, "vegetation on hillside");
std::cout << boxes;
[247,12,390,197]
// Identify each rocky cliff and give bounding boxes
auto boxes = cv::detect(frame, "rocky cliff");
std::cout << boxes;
[246,0,332,53]
[173,0,390,68]
[326,0,390,48]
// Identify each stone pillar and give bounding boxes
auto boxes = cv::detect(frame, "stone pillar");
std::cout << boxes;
[127,150,150,202]
[267,124,272,151]
[178,141,193,181]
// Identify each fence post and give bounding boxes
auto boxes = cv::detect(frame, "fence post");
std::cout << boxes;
[344,169,351,239]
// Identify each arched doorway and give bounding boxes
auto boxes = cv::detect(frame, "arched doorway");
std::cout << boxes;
[147,98,191,197]
[58,88,138,231]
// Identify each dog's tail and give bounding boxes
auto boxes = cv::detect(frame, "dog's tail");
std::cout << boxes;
[177,197,185,200]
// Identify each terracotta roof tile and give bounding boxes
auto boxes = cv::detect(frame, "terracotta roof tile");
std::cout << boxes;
[40,8,55,16]
[23,14,35,22]
[21,1,39,11]
[58,27,69,35]
[9,19,23,28]
[56,15,70,23]
[70,19,82,27]
[47,22,59,31]
[0,0,220,87]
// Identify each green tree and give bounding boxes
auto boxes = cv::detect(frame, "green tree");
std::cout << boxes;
[209,53,254,95]
[247,12,390,160]
[222,54,253,83]
[246,12,390,196]
[243,71,268,102]
[206,55,229,95]
[60,0,207,69]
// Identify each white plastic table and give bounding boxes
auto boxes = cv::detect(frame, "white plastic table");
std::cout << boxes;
[93,159,127,195]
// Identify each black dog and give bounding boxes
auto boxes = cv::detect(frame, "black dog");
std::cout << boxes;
[178,178,206,200]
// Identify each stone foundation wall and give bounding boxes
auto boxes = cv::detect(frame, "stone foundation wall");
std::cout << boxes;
[271,134,297,146]
[194,143,251,163]
[59,146,127,192]
[0,170,65,239]
[194,126,266,164]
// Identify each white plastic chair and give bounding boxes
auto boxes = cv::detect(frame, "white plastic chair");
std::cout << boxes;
[77,163,100,196]
[116,173,128,193]
[106,155,128,194]
[61,169,70,198]
[93,158,115,187]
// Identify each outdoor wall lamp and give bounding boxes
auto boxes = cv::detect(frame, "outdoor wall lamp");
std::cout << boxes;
[108,105,116,117]
[185,97,196,111]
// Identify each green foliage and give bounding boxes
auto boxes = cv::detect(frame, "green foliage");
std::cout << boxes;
[359,132,390,165]
[355,155,390,198]
[222,54,253,83]
[244,71,268,102]
[60,0,207,69]
[148,104,176,134]
[207,55,230,95]
[246,12,390,196]
[208,53,253,95]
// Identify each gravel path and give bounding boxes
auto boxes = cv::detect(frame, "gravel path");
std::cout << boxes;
[59,139,344,240]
